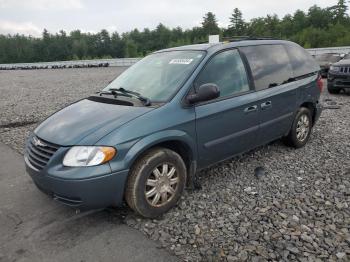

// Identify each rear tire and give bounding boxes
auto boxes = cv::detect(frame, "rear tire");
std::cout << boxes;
[327,83,341,94]
[125,147,187,218]
[283,107,312,148]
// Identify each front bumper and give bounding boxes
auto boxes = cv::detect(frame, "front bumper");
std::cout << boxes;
[328,72,350,88]
[25,156,129,210]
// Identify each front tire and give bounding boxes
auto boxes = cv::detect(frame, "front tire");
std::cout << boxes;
[327,85,341,94]
[125,147,187,218]
[283,107,312,148]
[327,83,340,94]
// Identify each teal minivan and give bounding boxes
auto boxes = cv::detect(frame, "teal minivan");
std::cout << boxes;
[25,39,322,218]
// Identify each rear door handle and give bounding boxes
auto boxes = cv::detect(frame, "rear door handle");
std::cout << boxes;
[261,101,272,110]
[244,105,258,113]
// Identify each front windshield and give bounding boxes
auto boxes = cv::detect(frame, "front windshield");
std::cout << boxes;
[104,50,205,102]
[343,54,350,59]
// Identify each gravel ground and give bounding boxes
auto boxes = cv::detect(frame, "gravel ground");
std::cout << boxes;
[0,68,126,152]
[0,69,349,261]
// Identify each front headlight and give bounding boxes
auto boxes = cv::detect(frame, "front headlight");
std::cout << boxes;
[330,65,339,72]
[63,146,116,167]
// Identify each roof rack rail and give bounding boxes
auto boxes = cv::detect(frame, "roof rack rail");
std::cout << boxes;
[222,36,278,42]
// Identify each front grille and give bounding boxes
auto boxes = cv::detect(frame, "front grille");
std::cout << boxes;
[25,135,59,171]
[340,66,350,74]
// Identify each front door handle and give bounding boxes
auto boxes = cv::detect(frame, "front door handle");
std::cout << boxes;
[261,101,272,110]
[244,105,258,113]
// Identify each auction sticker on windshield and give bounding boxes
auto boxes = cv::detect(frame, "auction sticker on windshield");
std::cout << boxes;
[169,59,193,65]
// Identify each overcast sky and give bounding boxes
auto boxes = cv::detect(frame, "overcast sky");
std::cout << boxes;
[0,0,342,37]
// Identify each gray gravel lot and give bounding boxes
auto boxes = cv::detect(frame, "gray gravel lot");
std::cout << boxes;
[0,68,125,152]
[0,68,349,261]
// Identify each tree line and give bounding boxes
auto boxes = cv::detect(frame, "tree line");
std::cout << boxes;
[0,0,349,63]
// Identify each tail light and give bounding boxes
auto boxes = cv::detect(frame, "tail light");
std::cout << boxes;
[317,74,323,93]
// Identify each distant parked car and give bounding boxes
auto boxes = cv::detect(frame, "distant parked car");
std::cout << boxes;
[328,53,350,94]
[342,53,350,60]
[314,53,342,78]
[24,39,323,218]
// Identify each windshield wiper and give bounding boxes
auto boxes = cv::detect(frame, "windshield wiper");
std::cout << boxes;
[97,89,150,106]
[109,87,151,106]
[98,91,128,98]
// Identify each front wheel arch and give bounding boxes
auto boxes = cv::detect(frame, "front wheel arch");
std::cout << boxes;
[123,131,196,180]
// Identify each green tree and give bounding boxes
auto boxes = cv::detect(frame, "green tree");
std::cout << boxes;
[329,0,349,23]
[111,32,125,58]
[124,40,138,58]
[247,17,267,36]
[153,23,172,50]
[201,12,220,36]
[229,8,246,35]
[280,14,294,37]
[307,5,332,29]
[70,30,88,59]
[96,29,112,57]
[293,10,308,33]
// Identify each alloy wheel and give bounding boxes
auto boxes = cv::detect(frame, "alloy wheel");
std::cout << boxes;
[145,163,179,207]
[296,114,310,142]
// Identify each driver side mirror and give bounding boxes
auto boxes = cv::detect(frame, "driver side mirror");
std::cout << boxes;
[187,83,220,104]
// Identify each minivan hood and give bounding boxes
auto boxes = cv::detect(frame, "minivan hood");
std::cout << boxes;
[35,98,153,146]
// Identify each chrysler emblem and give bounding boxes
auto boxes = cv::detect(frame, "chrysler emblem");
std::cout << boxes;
[33,137,47,147]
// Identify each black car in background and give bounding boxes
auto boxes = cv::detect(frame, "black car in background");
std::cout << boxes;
[328,53,350,94]
[314,53,342,77]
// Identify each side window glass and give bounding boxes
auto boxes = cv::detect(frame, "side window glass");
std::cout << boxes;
[285,43,319,78]
[240,45,293,91]
[195,49,250,98]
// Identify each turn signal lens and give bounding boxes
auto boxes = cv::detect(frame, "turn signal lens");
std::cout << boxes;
[100,147,117,163]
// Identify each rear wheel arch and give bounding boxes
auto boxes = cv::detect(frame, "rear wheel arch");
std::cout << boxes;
[299,102,316,125]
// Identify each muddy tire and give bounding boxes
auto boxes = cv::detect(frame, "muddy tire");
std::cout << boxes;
[125,147,187,218]
[283,107,312,148]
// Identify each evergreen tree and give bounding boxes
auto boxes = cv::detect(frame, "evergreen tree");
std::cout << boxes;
[329,0,349,23]
[111,32,124,58]
[201,12,220,36]
[229,8,246,36]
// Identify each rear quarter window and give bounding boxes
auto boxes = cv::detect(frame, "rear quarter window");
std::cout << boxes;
[239,44,293,91]
[285,43,319,78]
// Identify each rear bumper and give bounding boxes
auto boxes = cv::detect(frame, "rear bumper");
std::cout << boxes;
[25,157,129,210]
